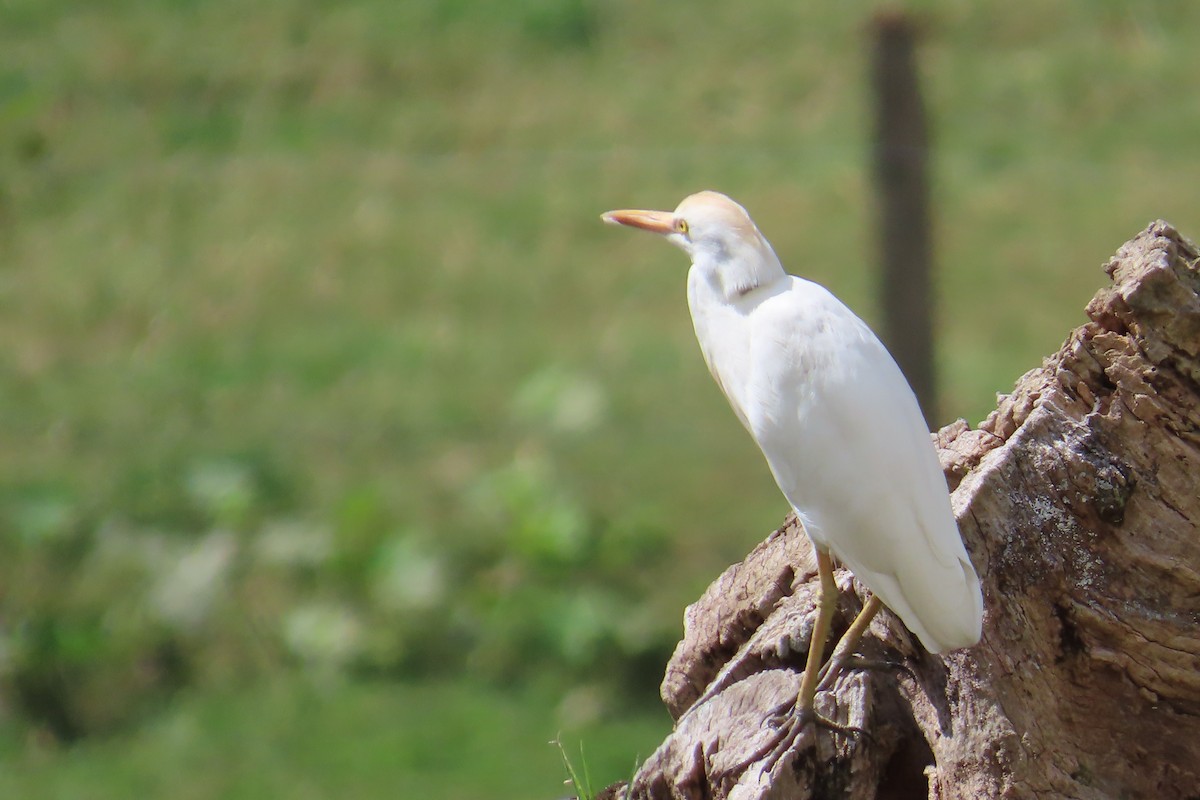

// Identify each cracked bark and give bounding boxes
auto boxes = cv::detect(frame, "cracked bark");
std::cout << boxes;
[599,221,1200,800]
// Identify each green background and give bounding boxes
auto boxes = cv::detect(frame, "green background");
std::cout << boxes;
[1,0,1197,796]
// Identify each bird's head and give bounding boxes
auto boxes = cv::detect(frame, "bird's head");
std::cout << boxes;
[602,191,784,298]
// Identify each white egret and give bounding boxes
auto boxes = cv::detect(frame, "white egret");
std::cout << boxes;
[601,191,982,734]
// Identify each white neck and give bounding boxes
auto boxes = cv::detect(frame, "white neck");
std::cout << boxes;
[692,239,787,302]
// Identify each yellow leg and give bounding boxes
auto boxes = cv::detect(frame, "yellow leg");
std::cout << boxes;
[753,550,877,769]
[796,548,839,716]
[817,594,883,689]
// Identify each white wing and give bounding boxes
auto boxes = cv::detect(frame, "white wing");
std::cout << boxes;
[743,277,982,653]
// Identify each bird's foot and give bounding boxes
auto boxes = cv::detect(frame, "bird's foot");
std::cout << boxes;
[736,697,870,776]
[817,654,914,692]
[769,697,871,742]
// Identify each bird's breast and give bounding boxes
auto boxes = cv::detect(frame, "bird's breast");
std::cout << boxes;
[686,273,757,431]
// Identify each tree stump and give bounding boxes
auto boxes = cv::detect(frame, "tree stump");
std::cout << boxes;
[604,221,1200,800]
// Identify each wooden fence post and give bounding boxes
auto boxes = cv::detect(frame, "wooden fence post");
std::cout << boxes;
[871,11,937,425]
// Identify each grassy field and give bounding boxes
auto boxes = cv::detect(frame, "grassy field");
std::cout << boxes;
[2,0,1199,796]
[0,675,670,799]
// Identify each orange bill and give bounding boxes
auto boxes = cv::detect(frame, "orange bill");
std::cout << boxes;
[600,208,675,234]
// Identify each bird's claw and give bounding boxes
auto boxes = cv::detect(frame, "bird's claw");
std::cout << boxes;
[744,697,871,775]
[817,655,915,692]
[800,707,872,743]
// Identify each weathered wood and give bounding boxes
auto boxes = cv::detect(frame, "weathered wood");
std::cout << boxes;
[608,221,1200,800]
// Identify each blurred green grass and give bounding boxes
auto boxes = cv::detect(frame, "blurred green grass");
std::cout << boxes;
[1,0,1199,796]
[0,675,669,799]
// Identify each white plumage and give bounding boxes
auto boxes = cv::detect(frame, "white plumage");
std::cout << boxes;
[603,190,982,655]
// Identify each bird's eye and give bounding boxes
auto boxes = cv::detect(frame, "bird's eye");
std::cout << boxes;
[677,219,690,235]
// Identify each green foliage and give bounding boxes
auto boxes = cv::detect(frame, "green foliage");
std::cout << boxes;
[0,443,674,739]
[454,446,674,683]
[556,735,598,800]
